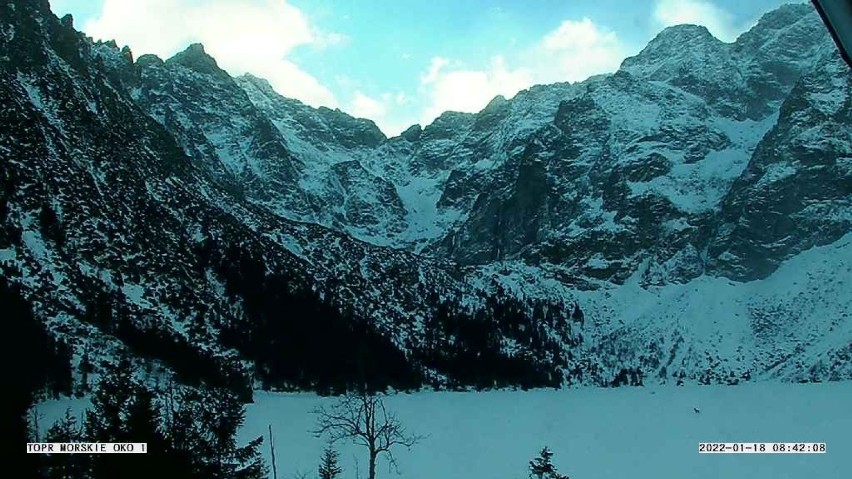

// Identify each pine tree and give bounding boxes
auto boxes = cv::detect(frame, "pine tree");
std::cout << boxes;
[529,446,570,479]
[45,408,91,478]
[76,346,93,396]
[163,385,266,479]
[86,356,136,442]
[86,356,138,479]
[50,339,74,397]
[121,385,169,479]
[233,436,268,479]
[162,387,207,478]
[38,203,65,246]
[571,303,584,324]
[318,446,343,479]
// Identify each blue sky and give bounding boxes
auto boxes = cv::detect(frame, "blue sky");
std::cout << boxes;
[51,0,795,136]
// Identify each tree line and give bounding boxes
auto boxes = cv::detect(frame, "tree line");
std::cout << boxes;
[3,272,265,478]
[34,356,267,479]
[209,238,584,394]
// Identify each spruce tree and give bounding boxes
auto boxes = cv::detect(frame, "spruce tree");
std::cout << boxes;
[45,408,90,478]
[163,385,266,479]
[233,436,267,479]
[123,385,166,477]
[76,346,93,397]
[529,446,570,479]
[86,356,136,442]
[318,446,343,479]
[86,356,138,479]
[38,203,65,246]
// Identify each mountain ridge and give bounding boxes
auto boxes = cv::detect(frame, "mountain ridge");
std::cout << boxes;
[2,0,851,403]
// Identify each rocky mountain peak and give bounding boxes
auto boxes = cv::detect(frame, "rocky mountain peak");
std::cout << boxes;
[400,124,423,142]
[750,3,817,32]
[136,53,164,68]
[620,24,726,80]
[652,23,718,45]
[315,106,387,148]
[165,42,230,80]
[733,3,824,56]
[483,94,508,111]
[60,13,73,28]
[635,23,721,56]
[421,111,475,141]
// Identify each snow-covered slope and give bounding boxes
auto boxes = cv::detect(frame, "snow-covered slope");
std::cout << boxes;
[238,383,852,479]
[3,0,851,397]
[470,231,852,385]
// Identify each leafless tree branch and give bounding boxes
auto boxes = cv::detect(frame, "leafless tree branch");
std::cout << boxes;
[312,390,422,479]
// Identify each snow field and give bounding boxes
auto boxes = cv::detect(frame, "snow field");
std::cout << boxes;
[240,382,852,479]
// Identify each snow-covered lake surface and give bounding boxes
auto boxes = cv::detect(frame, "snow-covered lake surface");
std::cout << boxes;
[240,383,852,479]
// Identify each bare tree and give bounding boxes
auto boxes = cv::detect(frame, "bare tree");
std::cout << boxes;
[313,391,422,479]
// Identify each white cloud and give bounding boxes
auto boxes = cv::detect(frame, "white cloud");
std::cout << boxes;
[313,31,350,50]
[83,0,339,107]
[652,0,742,42]
[418,55,533,126]
[420,57,450,85]
[415,18,627,127]
[543,17,618,51]
[536,17,627,84]
[345,91,413,137]
[349,91,387,119]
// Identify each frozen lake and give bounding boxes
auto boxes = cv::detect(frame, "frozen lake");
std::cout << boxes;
[240,382,852,479]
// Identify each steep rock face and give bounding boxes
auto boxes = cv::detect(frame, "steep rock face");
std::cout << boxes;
[619,24,748,118]
[732,3,833,117]
[435,4,845,286]
[234,74,407,242]
[372,82,583,250]
[438,66,756,283]
[93,42,310,209]
[229,79,581,251]
[92,41,409,243]
[708,53,852,280]
[238,74,386,150]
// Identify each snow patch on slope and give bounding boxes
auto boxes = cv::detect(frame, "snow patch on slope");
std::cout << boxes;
[578,233,852,379]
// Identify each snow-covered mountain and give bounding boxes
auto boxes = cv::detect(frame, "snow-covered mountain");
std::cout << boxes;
[1,0,574,395]
[2,0,851,396]
[438,5,845,284]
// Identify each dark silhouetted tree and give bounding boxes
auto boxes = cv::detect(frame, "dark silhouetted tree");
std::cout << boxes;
[318,446,343,479]
[1,276,72,477]
[571,303,584,325]
[314,391,422,479]
[39,203,65,247]
[530,446,570,479]
[44,408,90,478]
[76,345,94,396]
